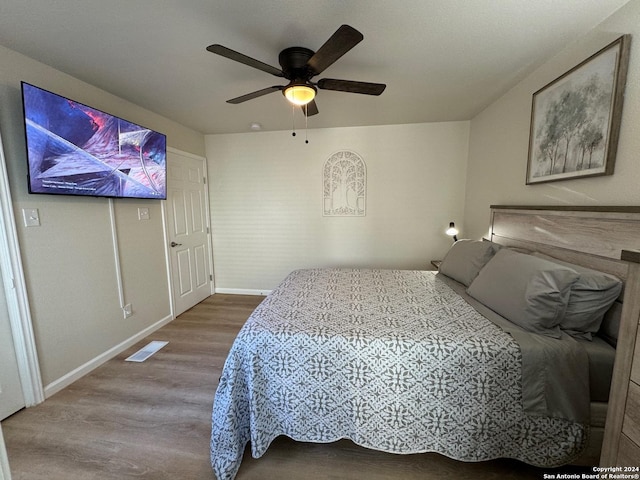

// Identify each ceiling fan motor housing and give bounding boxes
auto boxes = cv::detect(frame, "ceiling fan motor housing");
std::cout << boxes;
[278,47,315,81]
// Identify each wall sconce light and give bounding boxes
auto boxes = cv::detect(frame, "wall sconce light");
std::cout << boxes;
[446,221,459,242]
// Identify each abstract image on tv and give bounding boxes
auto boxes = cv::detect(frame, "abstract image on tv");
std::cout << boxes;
[21,82,167,199]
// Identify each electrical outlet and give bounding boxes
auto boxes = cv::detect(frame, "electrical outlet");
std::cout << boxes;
[123,304,133,318]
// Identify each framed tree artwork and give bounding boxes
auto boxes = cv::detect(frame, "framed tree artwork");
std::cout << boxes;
[526,35,631,184]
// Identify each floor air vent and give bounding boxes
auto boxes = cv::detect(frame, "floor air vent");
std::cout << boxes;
[125,341,168,362]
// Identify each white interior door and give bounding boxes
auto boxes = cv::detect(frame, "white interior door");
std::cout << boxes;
[0,129,42,420]
[166,150,213,316]
[0,423,10,480]
[0,285,24,420]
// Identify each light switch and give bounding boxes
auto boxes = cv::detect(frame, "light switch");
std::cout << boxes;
[22,208,40,227]
[138,207,150,220]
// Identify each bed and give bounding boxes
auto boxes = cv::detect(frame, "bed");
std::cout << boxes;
[210,205,640,480]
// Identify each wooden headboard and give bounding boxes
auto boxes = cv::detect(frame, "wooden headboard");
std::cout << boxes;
[489,205,640,283]
[488,205,640,467]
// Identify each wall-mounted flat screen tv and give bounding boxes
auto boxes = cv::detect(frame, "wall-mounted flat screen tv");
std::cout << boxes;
[21,82,167,200]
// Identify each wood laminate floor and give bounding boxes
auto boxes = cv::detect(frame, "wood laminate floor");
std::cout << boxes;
[3,294,593,479]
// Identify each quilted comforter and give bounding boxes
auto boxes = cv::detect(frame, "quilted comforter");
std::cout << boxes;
[210,269,588,480]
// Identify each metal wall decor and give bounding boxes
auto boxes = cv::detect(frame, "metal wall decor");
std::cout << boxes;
[323,150,366,216]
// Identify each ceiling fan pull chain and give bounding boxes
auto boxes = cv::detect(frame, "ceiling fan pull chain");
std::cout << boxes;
[305,104,309,144]
[291,103,296,137]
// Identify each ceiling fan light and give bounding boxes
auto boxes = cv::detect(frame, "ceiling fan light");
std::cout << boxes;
[284,85,316,105]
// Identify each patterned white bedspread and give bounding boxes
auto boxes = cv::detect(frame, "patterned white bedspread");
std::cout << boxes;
[210,269,588,480]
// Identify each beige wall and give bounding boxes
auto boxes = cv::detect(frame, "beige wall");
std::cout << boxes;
[206,122,469,292]
[464,0,640,240]
[0,45,205,387]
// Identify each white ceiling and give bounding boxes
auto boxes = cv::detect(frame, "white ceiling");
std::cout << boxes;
[0,0,630,135]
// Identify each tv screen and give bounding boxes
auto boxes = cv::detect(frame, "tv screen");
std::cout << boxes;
[21,82,167,200]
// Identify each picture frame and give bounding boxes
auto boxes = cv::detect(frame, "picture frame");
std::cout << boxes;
[526,35,631,185]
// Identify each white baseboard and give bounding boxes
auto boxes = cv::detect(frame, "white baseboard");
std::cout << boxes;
[215,288,270,296]
[44,314,174,398]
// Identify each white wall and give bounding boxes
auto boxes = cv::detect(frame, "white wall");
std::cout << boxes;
[464,0,640,240]
[206,122,469,292]
[0,45,205,388]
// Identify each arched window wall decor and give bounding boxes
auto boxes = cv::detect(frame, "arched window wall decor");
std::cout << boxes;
[323,150,366,217]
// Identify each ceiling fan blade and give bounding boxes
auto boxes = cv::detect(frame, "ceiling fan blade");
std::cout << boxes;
[207,44,284,77]
[306,25,363,75]
[301,100,319,117]
[317,78,386,95]
[226,86,283,104]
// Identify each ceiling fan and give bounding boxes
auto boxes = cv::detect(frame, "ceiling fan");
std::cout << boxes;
[206,24,386,116]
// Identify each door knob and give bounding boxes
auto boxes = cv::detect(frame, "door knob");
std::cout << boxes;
[170,241,182,247]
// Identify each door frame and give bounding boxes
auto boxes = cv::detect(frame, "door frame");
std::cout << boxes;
[0,423,10,480]
[163,147,215,317]
[0,132,44,409]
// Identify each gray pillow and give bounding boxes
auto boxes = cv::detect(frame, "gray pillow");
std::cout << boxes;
[438,239,499,287]
[466,249,579,338]
[531,253,622,340]
[599,301,622,346]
